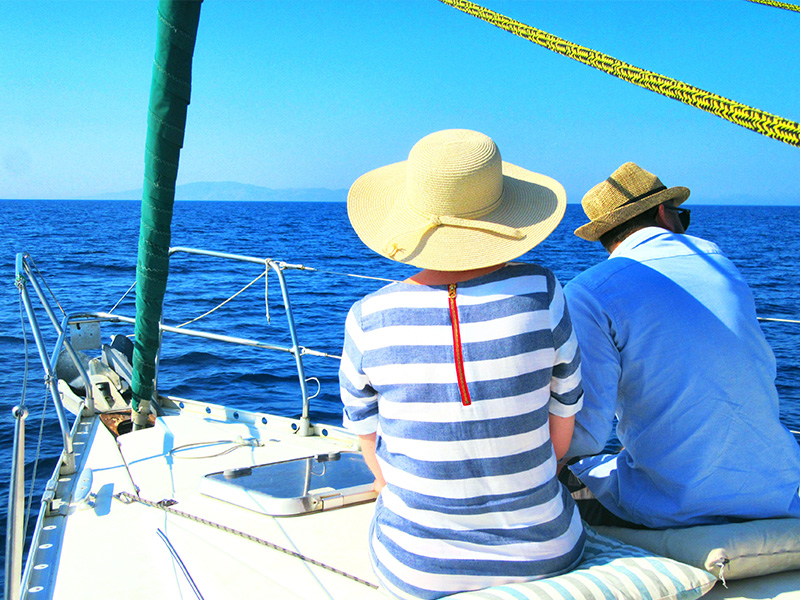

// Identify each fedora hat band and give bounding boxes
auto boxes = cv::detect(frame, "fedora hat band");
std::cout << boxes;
[617,184,667,209]
[383,214,524,259]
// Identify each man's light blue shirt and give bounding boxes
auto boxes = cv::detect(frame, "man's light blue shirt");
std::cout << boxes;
[564,227,800,528]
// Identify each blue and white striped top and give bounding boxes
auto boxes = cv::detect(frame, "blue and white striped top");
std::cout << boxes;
[339,263,585,599]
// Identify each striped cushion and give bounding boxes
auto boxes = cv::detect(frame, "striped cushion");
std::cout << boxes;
[448,527,717,600]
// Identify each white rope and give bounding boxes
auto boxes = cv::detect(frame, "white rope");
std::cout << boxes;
[168,437,263,459]
[758,317,800,325]
[312,268,400,283]
[175,266,268,329]
[171,260,401,330]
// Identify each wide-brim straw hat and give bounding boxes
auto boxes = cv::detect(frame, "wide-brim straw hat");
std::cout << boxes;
[347,129,567,271]
[575,162,690,241]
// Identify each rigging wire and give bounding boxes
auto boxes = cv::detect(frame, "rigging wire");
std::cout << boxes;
[437,0,800,148]
[15,274,48,537]
[108,280,137,314]
[26,389,49,536]
[26,255,67,316]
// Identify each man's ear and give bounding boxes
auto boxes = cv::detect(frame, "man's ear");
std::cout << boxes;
[654,204,674,232]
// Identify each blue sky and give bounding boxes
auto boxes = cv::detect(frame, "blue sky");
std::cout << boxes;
[1,0,798,204]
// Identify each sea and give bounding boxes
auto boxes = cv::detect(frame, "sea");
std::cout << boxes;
[1,199,800,585]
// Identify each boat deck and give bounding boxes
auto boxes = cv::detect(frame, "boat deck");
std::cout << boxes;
[21,403,800,599]
[704,572,800,600]
[24,406,382,599]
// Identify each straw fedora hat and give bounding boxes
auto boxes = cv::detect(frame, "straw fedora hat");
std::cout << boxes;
[574,162,690,241]
[347,129,567,271]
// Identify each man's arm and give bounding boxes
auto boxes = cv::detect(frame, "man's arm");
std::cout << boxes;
[562,281,621,461]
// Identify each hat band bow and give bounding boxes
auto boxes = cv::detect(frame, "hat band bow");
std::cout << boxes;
[383,215,524,260]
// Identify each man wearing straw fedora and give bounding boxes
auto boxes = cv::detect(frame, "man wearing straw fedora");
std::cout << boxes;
[340,129,585,598]
[562,162,800,529]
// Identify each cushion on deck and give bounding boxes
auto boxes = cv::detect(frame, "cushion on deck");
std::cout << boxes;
[595,518,800,581]
[449,526,716,600]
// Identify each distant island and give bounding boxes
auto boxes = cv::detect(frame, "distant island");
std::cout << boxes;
[92,181,347,202]
[69,181,799,205]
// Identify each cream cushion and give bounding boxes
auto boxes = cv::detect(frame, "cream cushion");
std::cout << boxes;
[595,518,800,581]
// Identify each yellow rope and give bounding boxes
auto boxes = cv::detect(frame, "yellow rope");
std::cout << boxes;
[438,0,800,148]
[745,0,800,12]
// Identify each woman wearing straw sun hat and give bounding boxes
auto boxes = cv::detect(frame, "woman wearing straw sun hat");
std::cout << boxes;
[339,129,585,598]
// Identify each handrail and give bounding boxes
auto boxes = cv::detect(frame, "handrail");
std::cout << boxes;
[7,247,341,596]
[10,244,329,529]
[168,247,315,435]
[96,312,338,359]
[16,248,339,430]
[15,254,80,474]
[15,247,332,441]
[19,255,97,416]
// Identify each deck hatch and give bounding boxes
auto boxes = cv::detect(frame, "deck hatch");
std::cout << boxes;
[199,451,377,516]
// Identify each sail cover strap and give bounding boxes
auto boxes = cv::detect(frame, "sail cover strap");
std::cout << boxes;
[438,0,800,148]
[132,0,203,428]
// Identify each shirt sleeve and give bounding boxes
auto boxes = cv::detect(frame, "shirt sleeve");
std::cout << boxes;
[338,303,379,435]
[562,280,620,460]
[548,276,583,418]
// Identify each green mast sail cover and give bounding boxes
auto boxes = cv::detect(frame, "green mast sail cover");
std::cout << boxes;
[132,0,202,428]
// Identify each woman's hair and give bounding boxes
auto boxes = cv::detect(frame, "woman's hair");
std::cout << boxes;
[599,205,659,251]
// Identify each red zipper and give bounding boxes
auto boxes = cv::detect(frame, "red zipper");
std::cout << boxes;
[448,283,472,406]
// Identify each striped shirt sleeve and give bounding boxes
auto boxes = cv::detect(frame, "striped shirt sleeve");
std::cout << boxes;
[339,301,379,434]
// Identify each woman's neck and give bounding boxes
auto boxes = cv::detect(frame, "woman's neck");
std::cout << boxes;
[405,263,506,286]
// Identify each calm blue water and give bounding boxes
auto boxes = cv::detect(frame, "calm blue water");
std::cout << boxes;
[2,200,800,584]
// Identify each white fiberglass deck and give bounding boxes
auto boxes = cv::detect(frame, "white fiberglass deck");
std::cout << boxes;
[20,400,800,600]
[24,403,382,600]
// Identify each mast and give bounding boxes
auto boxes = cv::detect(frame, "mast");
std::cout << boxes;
[131,0,202,429]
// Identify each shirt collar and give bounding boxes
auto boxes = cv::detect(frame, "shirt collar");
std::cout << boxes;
[609,227,670,259]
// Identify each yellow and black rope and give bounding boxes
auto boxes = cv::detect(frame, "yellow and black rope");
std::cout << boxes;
[438,0,800,148]
[745,0,800,13]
